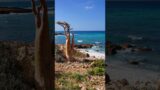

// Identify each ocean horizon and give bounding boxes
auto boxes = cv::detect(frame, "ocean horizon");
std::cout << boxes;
[55,30,105,54]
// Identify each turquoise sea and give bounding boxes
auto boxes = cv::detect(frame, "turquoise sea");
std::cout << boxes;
[55,31,105,54]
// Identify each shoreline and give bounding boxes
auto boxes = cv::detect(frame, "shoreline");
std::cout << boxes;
[107,59,160,84]
[78,49,105,60]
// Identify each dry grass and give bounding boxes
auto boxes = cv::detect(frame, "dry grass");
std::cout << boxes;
[55,59,105,90]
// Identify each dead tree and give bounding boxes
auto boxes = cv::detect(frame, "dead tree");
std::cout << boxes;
[71,32,74,50]
[31,0,54,89]
[57,21,74,60]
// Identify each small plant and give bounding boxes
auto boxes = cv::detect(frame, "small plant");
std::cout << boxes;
[87,67,105,76]
[58,78,68,86]
[73,50,86,58]
[56,72,87,89]
[57,79,81,90]
[66,82,81,90]
[90,60,105,68]
[71,73,86,82]
[87,87,96,90]
[88,60,105,76]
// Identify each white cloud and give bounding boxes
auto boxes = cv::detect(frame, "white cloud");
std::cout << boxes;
[84,5,94,10]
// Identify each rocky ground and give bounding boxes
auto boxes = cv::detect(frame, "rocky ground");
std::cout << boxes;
[0,41,35,90]
[55,45,105,90]
[0,41,105,90]
[1,41,159,90]
[106,79,160,90]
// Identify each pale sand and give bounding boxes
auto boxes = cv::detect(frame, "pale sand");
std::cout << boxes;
[78,49,105,60]
[107,60,160,84]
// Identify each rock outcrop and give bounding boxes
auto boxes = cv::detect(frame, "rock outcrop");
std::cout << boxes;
[106,41,152,55]
[74,44,93,49]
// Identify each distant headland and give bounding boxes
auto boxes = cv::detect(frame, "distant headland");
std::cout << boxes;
[0,7,32,14]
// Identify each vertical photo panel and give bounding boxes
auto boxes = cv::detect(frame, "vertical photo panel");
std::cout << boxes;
[55,0,105,89]
[106,0,160,90]
[0,0,54,89]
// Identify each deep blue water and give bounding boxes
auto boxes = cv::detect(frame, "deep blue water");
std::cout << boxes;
[107,1,160,71]
[55,31,105,53]
[0,1,53,42]
[0,1,54,9]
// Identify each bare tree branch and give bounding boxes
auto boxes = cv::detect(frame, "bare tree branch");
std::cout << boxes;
[31,0,37,15]
[56,21,71,36]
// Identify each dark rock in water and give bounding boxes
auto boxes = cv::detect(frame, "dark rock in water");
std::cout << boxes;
[0,7,32,14]
[121,43,135,49]
[114,45,123,50]
[131,49,135,52]
[111,48,118,55]
[135,47,152,52]
[74,44,93,49]
[106,41,122,55]
[86,53,90,57]
[96,50,99,52]
[128,60,139,65]
[107,46,117,55]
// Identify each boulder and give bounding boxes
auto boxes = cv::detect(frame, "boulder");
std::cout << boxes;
[128,60,139,65]
[86,53,90,57]
[106,73,111,84]
[121,43,135,49]
[135,47,152,52]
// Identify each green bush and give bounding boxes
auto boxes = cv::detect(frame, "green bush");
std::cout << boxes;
[90,60,105,68]
[87,67,105,76]
[73,50,86,58]
[71,73,86,82]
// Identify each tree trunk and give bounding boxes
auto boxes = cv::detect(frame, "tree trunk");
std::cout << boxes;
[56,21,73,61]
[71,33,74,50]
[65,33,71,60]
[31,0,54,90]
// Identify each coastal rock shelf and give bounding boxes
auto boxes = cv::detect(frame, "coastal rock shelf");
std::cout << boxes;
[0,7,32,14]
[107,41,152,55]
[74,44,93,49]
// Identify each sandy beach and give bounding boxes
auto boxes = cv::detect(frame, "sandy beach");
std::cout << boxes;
[107,59,160,85]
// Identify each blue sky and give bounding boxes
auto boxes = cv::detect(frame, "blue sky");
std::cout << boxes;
[55,0,105,31]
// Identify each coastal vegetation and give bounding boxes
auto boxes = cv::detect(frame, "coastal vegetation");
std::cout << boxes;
[55,57,105,89]
[55,32,105,88]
